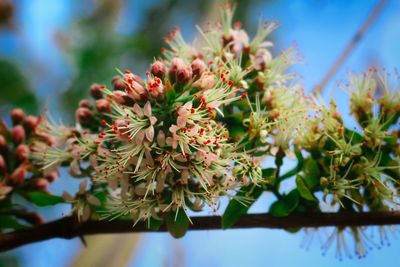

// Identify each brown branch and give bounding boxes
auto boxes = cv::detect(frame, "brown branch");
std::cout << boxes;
[312,0,388,95]
[1,211,400,252]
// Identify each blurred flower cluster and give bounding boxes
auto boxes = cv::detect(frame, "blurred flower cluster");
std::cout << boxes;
[0,109,59,228]
[2,3,400,257]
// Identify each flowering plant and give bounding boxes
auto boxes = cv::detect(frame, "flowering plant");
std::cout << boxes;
[1,4,400,258]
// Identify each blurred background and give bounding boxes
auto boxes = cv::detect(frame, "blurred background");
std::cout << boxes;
[0,0,399,266]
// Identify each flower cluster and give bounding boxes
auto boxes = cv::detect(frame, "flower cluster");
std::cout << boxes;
[13,3,400,258]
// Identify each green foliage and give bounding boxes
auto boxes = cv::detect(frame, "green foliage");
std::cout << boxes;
[166,209,190,238]
[269,190,300,217]
[24,192,65,207]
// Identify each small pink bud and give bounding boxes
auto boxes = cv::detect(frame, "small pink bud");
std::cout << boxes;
[111,76,127,91]
[11,125,25,144]
[11,108,25,125]
[0,154,6,173]
[75,107,93,124]
[89,83,104,99]
[113,90,128,105]
[191,58,206,79]
[11,167,26,186]
[124,73,146,101]
[33,178,49,191]
[194,72,215,90]
[147,77,164,99]
[96,99,111,113]
[45,171,59,183]
[15,144,30,162]
[79,99,92,108]
[150,60,166,78]
[169,58,186,80]
[23,115,38,133]
[176,66,193,84]
[0,135,6,152]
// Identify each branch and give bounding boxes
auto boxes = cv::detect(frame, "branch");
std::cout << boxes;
[1,211,400,252]
[312,0,388,95]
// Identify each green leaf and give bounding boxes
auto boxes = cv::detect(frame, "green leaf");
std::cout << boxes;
[0,215,28,230]
[296,175,317,202]
[222,184,265,229]
[25,192,65,207]
[303,158,320,189]
[166,209,190,238]
[147,217,164,231]
[269,189,299,217]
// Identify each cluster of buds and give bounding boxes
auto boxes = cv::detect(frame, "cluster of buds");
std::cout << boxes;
[26,4,400,256]
[0,109,59,215]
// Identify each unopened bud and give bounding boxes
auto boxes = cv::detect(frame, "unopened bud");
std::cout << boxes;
[45,171,59,183]
[79,99,92,108]
[191,58,206,79]
[75,107,93,124]
[23,115,38,133]
[11,125,25,144]
[0,135,6,152]
[33,178,49,191]
[176,66,192,84]
[320,177,329,188]
[15,144,30,162]
[0,154,6,173]
[150,60,166,79]
[89,83,104,99]
[11,108,25,125]
[111,76,127,91]
[96,99,111,113]
[11,167,26,186]
[113,90,128,105]
[147,77,164,99]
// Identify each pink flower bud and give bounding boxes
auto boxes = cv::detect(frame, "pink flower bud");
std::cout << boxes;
[170,58,186,73]
[113,90,128,105]
[191,58,206,79]
[112,76,127,91]
[45,171,59,182]
[194,72,216,90]
[11,108,25,125]
[11,125,25,144]
[124,73,146,101]
[11,167,26,186]
[147,77,164,99]
[150,60,166,78]
[0,154,6,174]
[89,83,104,99]
[176,66,193,84]
[79,99,92,108]
[23,115,38,133]
[32,178,49,191]
[15,144,30,162]
[96,99,111,113]
[0,135,6,152]
[75,107,93,124]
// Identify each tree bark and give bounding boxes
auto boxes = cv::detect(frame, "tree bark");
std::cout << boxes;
[1,211,400,252]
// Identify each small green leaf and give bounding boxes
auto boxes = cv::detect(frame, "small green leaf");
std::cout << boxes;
[269,189,299,217]
[166,209,190,238]
[0,215,28,230]
[303,158,320,189]
[296,175,317,202]
[222,184,265,229]
[25,192,65,207]
[147,217,164,231]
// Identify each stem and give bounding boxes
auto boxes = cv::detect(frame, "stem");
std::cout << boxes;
[1,212,400,252]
